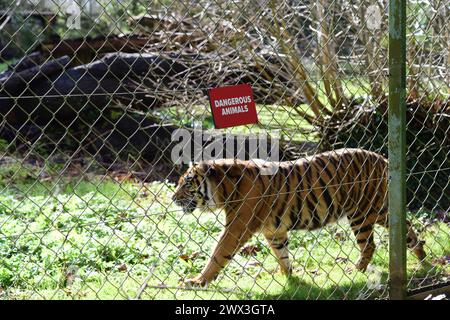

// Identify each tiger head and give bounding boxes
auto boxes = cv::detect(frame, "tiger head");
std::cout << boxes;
[172,163,210,213]
[172,159,249,213]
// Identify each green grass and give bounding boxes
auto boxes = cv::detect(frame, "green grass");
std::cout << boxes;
[0,58,18,73]
[0,160,448,300]
[154,104,316,143]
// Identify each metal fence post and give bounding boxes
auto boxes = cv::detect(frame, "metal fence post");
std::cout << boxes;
[388,0,407,300]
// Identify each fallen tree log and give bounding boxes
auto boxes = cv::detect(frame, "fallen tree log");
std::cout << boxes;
[0,109,316,170]
[0,55,70,95]
[0,51,292,125]
[0,53,181,124]
[39,34,151,65]
[8,52,45,72]
[88,117,315,165]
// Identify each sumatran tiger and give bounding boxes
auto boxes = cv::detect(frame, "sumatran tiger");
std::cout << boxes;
[172,148,426,286]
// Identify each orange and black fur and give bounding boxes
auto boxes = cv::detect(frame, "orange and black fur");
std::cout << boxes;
[172,148,426,286]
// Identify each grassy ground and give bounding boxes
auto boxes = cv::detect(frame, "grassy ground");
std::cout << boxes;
[155,103,316,143]
[0,159,448,300]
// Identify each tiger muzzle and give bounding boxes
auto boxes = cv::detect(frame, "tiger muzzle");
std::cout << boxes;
[173,197,197,213]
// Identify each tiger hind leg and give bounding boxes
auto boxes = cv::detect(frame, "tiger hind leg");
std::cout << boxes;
[348,212,377,272]
[352,225,376,271]
[264,232,293,275]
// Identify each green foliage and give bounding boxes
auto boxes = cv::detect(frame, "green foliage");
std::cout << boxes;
[0,138,9,152]
[0,16,45,58]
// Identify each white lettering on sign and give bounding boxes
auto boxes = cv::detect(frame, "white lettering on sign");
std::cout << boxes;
[214,96,252,108]
[208,84,258,128]
[221,105,249,115]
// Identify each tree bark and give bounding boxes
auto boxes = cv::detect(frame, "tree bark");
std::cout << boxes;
[0,55,70,94]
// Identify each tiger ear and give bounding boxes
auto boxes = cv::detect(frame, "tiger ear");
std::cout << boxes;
[197,160,244,179]
[188,161,199,168]
[196,162,221,179]
[193,162,211,176]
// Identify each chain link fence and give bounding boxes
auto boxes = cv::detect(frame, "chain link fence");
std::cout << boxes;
[0,0,448,300]
[403,0,449,299]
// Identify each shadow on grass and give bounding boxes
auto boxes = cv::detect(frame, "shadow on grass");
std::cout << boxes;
[251,273,389,300]
[251,259,448,300]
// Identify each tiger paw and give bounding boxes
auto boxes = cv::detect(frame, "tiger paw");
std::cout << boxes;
[413,246,426,262]
[183,276,209,288]
[280,266,293,276]
[355,259,370,272]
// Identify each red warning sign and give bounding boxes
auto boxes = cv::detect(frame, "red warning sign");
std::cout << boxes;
[208,84,258,129]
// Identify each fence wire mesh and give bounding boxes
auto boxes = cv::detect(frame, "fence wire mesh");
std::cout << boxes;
[0,0,448,300]
[404,0,449,297]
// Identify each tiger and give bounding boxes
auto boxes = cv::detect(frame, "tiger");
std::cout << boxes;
[172,148,426,287]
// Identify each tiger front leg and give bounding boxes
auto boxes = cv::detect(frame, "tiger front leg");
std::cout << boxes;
[184,218,256,287]
[264,232,293,276]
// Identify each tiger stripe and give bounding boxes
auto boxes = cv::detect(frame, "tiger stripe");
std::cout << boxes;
[173,148,427,286]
